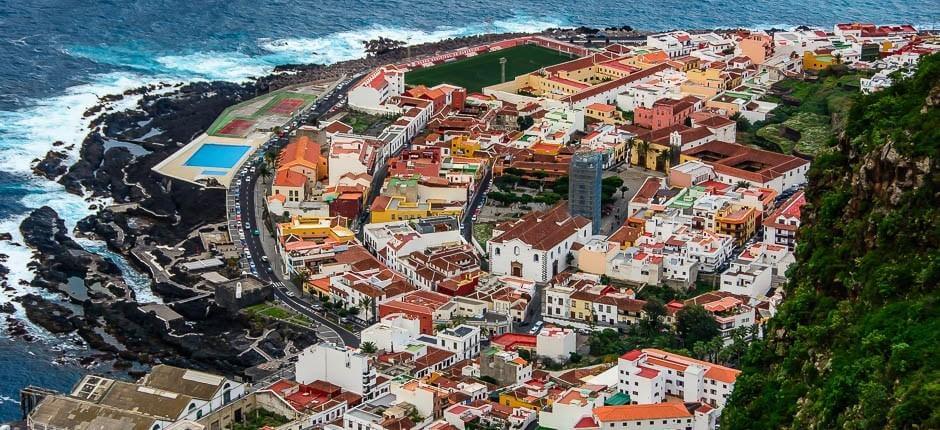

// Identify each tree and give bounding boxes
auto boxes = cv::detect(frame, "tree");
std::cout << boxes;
[258,163,271,180]
[360,341,377,354]
[735,180,751,189]
[636,140,650,168]
[620,185,630,198]
[675,305,720,349]
[359,296,377,323]
[568,352,583,364]
[640,297,667,337]
[516,115,534,130]
[290,269,310,292]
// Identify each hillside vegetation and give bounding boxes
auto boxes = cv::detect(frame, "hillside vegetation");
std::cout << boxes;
[740,72,866,157]
[723,54,940,429]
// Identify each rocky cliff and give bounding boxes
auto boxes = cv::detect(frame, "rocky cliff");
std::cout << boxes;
[722,54,939,429]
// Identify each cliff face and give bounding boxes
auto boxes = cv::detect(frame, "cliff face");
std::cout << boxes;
[722,55,940,429]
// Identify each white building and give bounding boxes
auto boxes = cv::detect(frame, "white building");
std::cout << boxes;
[538,386,607,430]
[488,203,592,283]
[296,343,377,400]
[593,403,718,430]
[362,216,464,268]
[606,248,664,286]
[618,349,739,411]
[390,380,446,420]
[535,326,577,362]
[360,314,422,352]
[762,190,805,251]
[435,324,481,361]
[328,134,380,185]
[348,65,405,112]
[720,242,795,299]
[646,31,695,58]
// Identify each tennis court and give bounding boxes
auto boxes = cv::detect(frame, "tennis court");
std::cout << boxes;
[215,119,256,137]
[265,98,305,115]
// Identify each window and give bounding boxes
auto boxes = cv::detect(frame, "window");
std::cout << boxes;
[495,247,501,256]
[534,254,539,262]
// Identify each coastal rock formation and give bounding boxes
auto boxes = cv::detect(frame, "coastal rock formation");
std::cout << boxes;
[32,150,69,180]
[19,206,123,293]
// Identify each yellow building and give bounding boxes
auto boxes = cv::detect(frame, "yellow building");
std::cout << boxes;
[629,140,673,172]
[585,103,621,125]
[576,239,617,275]
[450,135,483,157]
[568,292,595,323]
[803,50,837,71]
[680,68,727,98]
[277,216,355,243]
[369,195,462,223]
[715,203,757,245]
[499,389,552,411]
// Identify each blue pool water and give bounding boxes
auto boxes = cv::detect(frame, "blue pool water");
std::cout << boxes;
[184,144,251,168]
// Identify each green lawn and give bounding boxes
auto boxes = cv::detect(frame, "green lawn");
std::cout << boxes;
[406,44,576,92]
[472,222,494,248]
[243,302,313,327]
[342,110,397,135]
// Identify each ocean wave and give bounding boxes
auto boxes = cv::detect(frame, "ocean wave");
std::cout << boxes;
[258,16,569,65]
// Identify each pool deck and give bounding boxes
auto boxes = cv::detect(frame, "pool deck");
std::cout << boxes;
[153,133,268,188]
[153,79,338,189]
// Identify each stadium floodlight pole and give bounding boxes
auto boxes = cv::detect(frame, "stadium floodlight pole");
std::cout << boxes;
[500,57,507,83]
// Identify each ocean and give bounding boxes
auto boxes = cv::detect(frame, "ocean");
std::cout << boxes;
[0,0,937,422]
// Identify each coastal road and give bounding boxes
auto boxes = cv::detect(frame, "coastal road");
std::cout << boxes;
[229,75,362,347]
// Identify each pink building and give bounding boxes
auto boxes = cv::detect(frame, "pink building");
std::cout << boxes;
[633,96,699,130]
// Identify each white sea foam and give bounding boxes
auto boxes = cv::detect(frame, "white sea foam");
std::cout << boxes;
[0,71,168,333]
[155,51,273,82]
[258,16,569,66]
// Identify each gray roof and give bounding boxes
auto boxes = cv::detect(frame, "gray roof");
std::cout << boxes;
[139,365,227,401]
[29,396,158,430]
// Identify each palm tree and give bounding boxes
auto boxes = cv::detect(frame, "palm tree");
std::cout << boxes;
[735,180,751,189]
[620,185,629,198]
[291,269,310,293]
[360,341,377,354]
[258,163,271,181]
[637,141,651,166]
[359,296,377,323]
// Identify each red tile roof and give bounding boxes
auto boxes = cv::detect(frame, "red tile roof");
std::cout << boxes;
[273,169,306,188]
[490,203,590,251]
[593,404,691,422]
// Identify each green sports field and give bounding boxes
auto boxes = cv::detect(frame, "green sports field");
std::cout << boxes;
[405,44,576,93]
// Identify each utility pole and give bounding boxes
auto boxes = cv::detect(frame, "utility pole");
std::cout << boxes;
[499,57,507,83]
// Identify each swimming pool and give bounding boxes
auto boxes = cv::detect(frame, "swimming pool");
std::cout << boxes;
[184,143,251,169]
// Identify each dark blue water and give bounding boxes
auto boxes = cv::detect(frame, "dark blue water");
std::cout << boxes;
[0,0,937,422]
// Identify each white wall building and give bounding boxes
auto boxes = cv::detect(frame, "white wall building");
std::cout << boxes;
[360,314,422,352]
[348,65,405,111]
[618,349,739,411]
[535,326,577,362]
[435,324,481,361]
[488,203,592,283]
[646,31,695,58]
[296,343,377,400]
